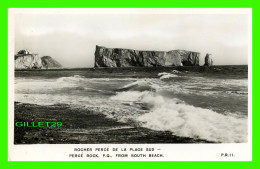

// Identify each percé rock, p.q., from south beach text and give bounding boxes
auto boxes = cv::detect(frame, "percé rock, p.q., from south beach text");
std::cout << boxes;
[95,45,200,67]
[15,50,62,69]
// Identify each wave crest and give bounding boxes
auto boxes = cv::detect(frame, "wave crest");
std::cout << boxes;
[110,90,247,143]
[158,72,178,80]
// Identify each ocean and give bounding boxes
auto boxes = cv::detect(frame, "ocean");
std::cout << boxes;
[14,66,248,143]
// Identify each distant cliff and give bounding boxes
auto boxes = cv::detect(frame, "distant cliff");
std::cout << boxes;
[15,50,62,69]
[95,45,200,67]
[15,53,43,69]
[41,56,62,69]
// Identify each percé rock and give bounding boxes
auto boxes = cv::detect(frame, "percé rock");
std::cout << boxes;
[204,53,213,66]
[95,45,200,67]
[41,56,62,69]
[15,50,62,69]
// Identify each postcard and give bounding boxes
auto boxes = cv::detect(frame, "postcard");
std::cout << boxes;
[8,8,252,161]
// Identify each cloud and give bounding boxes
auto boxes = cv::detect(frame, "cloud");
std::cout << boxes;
[14,12,249,67]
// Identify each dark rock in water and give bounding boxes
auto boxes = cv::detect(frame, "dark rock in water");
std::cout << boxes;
[95,45,200,67]
[15,50,62,69]
[41,56,62,69]
[204,53,213,66]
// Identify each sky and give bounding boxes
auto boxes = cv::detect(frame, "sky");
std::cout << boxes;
[13,9,250,68]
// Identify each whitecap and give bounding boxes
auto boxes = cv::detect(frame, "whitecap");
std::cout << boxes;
[136,92,247,143]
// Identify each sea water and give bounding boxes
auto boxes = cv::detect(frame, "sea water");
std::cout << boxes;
[15,67,248,143]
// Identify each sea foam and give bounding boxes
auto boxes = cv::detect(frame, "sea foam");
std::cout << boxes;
[110,90,247,143]
[158,72,178,80]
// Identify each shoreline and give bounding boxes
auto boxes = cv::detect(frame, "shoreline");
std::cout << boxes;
[15,65,247,71]
[14,102,214,144]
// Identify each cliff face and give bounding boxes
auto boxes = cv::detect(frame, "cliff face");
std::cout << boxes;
[15,50,62,69]
[15,54,43,69]
[41,56,62,69]
[95,45,200,67]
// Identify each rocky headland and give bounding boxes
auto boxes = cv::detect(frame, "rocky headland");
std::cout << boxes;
[41,56,62,69]
[15,49,62,69]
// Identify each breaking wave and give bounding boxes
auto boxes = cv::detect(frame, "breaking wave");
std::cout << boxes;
[110,90,247,143]
[158,72,178,80]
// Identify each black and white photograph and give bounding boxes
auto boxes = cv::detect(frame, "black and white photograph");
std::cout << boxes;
[9,8,252,161]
